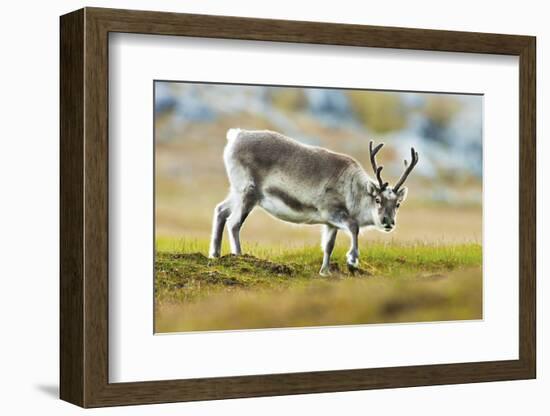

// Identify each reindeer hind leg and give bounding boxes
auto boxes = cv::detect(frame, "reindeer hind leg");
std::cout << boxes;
[208,198,232,258]
[227,188,258,255]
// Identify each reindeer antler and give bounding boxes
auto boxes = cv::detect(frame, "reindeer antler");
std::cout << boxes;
[393,147,419,192]
[369,140,389,191]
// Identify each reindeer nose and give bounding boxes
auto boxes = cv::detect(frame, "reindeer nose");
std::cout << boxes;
[382,217,395,227]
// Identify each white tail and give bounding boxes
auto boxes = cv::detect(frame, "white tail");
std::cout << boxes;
[226,128,241,142]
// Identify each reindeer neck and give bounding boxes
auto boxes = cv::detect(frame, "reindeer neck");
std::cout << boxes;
[345,168,373,214]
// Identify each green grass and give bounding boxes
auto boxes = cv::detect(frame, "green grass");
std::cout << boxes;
[155,238,482,332]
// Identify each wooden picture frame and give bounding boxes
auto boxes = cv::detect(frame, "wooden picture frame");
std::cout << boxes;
[60,7,536,408]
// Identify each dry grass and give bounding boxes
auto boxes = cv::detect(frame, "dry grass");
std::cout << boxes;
[157,268,481,332]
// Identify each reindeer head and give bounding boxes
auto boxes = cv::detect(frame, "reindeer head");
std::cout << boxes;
[367,140,419,233]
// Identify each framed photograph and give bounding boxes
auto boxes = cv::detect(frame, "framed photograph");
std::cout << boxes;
[60,7,536,408]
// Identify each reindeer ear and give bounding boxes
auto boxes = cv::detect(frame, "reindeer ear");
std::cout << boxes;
[397,186,408,202]
[366,181,378,196]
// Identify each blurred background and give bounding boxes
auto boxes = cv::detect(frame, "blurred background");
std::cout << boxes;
[155,82,482,246]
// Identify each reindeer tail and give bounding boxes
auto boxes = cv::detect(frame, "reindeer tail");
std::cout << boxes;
[226,128,242,142]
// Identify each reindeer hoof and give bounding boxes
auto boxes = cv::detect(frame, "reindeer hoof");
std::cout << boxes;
[347,262,360,274]
[319,267,331,276]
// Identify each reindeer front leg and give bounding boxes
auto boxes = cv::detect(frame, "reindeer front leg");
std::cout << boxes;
[327,209,360,273]
[345,221,360,272]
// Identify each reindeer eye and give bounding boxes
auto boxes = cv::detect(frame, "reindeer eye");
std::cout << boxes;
[396,203,401,208]
[375,197,381,204]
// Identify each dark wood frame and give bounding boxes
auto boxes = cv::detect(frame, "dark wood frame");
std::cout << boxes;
[60,7,536,408]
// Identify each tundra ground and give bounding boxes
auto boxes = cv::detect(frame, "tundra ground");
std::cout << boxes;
[155,238,482,333]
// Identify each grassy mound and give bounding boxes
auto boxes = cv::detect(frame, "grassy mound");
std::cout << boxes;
[154,239,482,332]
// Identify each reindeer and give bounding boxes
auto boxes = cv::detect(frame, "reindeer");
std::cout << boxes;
[209,129,419,275]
